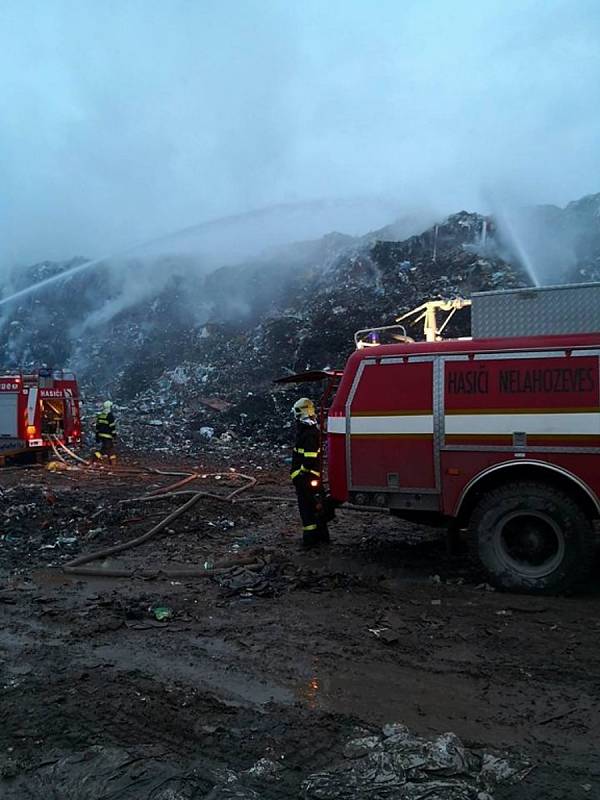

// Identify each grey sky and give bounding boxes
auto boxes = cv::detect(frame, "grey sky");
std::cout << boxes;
[1,0,599,268]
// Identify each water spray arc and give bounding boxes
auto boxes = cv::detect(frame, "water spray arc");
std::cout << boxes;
[0,196,401,309]
[0,212,249,309]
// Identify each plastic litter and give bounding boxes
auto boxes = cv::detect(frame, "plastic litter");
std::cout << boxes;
[152,606,173,622]
[302,725,530,799]
[243,757,281,781]
[46,460,68,472]
[343,737,382,759]
[369,628,400,645]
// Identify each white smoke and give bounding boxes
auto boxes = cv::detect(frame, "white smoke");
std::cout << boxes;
[1,1,599,272]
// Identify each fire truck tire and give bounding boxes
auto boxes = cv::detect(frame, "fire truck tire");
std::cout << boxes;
[469,481,594,594]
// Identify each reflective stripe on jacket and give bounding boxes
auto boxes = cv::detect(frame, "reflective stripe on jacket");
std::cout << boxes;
[96,411,117,440]
[290,420,320,481]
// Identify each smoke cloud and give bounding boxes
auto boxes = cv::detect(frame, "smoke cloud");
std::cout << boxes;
[0,0,599,273]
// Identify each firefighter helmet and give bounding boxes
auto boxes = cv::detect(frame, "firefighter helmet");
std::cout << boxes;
[102,400,113,413]
[292,397,315,420]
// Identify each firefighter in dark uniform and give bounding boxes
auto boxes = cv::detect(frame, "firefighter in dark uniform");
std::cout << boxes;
[291,397,329,548]
[94,401,117,463]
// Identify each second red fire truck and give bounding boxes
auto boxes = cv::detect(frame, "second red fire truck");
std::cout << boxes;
[0,369,81,465]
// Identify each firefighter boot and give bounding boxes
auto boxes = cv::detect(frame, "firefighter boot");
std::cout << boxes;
[109,454,117,466]
[302,525,320,549]
[316,522,330,545]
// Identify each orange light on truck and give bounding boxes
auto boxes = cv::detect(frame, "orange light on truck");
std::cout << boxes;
[26,425,37,437]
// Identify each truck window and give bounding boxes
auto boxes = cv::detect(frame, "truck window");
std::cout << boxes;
[41,399,65,434]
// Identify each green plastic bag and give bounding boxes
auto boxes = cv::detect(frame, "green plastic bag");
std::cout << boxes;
[152,606,173,622]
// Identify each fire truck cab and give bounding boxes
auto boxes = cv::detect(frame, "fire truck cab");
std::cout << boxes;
[0,369,81,465]
[325,283,600,594]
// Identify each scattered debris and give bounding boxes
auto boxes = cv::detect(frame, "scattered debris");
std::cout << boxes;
[199,397,234,412]
[368,628,400,645]
[152,606,173,622]
[46,461,68,472]
[303,725,530,799]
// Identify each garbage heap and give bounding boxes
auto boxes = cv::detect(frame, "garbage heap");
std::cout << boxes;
[3,195,600,455]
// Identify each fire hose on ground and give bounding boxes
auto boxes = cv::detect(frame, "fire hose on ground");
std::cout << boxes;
[42,437,364,578]
[62,470,268,579]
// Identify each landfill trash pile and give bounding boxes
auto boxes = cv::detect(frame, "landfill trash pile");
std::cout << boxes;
[2,194,600,454]
[302,724,531,800]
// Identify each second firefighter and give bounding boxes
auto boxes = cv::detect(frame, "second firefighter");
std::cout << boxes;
[94,400,117,463]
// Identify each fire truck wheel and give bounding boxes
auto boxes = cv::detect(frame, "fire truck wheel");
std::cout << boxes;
[469,481,594,594]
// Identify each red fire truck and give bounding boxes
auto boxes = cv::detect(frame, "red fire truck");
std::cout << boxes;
[282,283,600,593]
[0,369,81,465]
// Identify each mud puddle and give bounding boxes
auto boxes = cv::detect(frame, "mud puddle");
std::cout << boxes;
[91,638,296,706]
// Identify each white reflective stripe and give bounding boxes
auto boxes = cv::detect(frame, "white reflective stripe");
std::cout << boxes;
[352,415,434,434]
[327,415,434,434]
[473,351,566,360]
[329,413,600,436]
[446,412,600,436]
[27,386,38,425]
[327,417,346,434]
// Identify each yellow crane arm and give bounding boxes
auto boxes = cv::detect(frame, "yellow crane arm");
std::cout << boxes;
[395,299,471,342]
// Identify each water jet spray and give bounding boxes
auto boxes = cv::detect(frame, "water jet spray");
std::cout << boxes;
[0,196,403,309]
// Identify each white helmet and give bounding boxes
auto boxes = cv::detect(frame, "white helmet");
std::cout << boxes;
[102,400,113,413]
[292,397,316,420]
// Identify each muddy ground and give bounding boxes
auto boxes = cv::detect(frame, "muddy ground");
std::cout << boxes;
[1,454,599,799]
